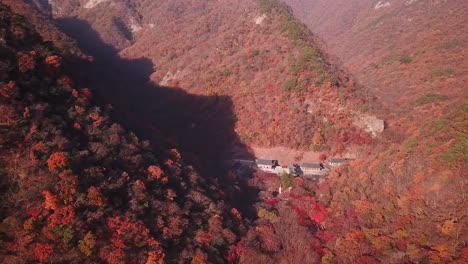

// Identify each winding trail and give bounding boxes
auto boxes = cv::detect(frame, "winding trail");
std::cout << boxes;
[251,146,320,165]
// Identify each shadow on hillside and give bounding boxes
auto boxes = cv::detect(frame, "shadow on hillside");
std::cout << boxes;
[58,18,259,218]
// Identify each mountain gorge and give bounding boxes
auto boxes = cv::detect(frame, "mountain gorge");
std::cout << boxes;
[283,0,468,111]
[27,0,379,155]
[0,0,467,263]
[0,2,255,263]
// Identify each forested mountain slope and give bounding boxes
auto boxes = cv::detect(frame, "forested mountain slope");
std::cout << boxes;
[0,0,466,263]
[237,104,467,262]
[234,1,468,262]
[0,4,249,262]
[314,103,467,263]
[283,0,468,113]
[25,0,378,154]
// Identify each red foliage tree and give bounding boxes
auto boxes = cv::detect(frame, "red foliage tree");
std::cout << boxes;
[57,75,73,89]
[80,88,93,102]
[47,152,68,172]
[395,239,407,251]
[72,89,79,98]
[100,247,125,264]
[146,249,165,264]
[87,186,105,206]
[107,217,157,248]
[319,154,327,162]
[49,205,75,226]
[33,243,53,262]
[309,201,327,225]
[456,247,468,263]
[315,230,336,244]
[227,242,244,262]
[265,197,278,206]
[195,230,213,246]
[42,190,59,211]
[147,165,168,183]
[191,249,208,264]
[0,81,16,98]
[73,122,82,130]
[257,224,280,252]
[27,207,41,218]
[231,208,242,221]
[17,52,35,73]
[132,180,147,201]
[29,143,47,163]
[44,55,61,68]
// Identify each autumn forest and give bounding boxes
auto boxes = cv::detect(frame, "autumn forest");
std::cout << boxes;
[0,0,467,263]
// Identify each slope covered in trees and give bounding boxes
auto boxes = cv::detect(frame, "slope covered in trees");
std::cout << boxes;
[1,1,466,263]
[0,4,249,262]
[314,104,467,263]
[27,0,378,154]
[283,0,468,113]
[230,1,468,262]
[236,103,467,263]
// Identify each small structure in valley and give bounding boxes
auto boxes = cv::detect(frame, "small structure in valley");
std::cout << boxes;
[290,164,303,177]
[301,162,325,175]
[256,159,279,172]
[235,159,256,167]
[327,158,352,167]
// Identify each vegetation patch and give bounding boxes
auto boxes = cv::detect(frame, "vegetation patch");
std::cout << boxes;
[52,225,74,245]
[360,102,370,112]
[441,132,468,165]
[421,118,449,137]
[257,0,332,89]
[440,105,468,165]
[377,163,387,175]
[403,139,419,155]
[280,172,294,188]
[429,68,454,77]
[217,68,232,77]
[398,55,412,64]
[258,0,278,13]
[258,208,279,222]
[415,93,449,106]
[247,49,261,59]
[283,78,298,91]
[436,40,464,51]
[239,131,258,143]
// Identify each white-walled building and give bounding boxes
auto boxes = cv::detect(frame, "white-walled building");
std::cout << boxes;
[256,159,279,173]
[301,162,325,175]
[328,158,351,167]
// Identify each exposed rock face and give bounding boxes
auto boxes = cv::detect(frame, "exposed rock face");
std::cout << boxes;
[374,1,391,9]
[353,113,384,137]
[254,14,267,25]
[160,70,183,86]
[84,0,112,9]
[129,17,142,32]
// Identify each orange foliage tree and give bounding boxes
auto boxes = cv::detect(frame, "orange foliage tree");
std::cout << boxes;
[47,152,68,172]
[33,243,54,262]
[42,191,59,211]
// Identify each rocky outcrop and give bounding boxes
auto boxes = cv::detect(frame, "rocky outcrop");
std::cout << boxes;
[353,113,385,137]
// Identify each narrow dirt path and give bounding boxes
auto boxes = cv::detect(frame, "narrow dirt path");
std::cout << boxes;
[251,146,320,166]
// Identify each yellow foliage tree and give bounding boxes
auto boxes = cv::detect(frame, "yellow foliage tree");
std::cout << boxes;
[322,252,334,264]
[311,129,325,151]
[438,219,457,237]
[78,232,96,257]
